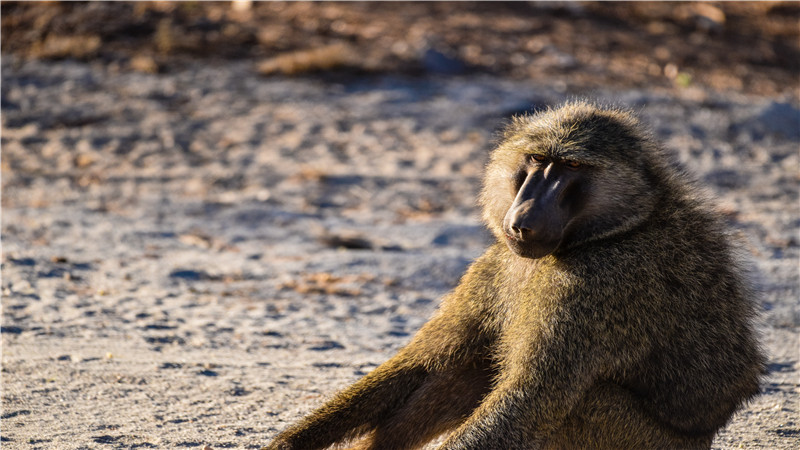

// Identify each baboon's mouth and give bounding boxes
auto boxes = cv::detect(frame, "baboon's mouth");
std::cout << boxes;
[504,234,559,259]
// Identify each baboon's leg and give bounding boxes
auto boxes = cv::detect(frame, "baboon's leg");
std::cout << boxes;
[267,305,492,450]
[351,365,494,450]
[545,382,714,450]
[269,353,429,449]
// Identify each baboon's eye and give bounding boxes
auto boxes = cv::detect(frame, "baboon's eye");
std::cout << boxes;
[564,160,581,170]
[531,154,548,163]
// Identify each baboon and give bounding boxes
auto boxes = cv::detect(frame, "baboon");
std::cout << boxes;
[266,101,765,449]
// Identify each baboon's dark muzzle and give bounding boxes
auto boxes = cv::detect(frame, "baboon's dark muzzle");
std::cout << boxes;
[503,167,578,259]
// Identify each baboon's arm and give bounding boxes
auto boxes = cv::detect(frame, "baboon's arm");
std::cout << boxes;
[437,300,647,449]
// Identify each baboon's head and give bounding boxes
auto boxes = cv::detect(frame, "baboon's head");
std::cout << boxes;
[481,101,663,259]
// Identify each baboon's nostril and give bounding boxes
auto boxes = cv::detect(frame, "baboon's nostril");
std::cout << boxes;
[510,225,531,240]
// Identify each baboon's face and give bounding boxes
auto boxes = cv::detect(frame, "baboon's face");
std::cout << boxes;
[481,104,658,259]
[502,154,587,259]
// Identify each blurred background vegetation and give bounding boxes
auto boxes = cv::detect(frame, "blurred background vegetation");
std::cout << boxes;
[2,1,798,100]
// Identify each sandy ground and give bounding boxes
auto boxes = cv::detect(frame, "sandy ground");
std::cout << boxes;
[1,53,798,449]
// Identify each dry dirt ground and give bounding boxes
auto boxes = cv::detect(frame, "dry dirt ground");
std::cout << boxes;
[2,2,799,449]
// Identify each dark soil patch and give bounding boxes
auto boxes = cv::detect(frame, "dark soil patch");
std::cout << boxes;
[2,2,798,99]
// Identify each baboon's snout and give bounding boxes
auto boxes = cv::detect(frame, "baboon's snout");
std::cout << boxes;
[504,199,567,259]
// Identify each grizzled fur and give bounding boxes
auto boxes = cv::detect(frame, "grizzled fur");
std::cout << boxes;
[267,101,764,450]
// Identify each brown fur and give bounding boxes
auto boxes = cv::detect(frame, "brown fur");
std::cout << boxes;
[266,101,765,450]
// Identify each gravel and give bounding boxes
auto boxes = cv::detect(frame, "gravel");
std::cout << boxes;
[2,56,798,448]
